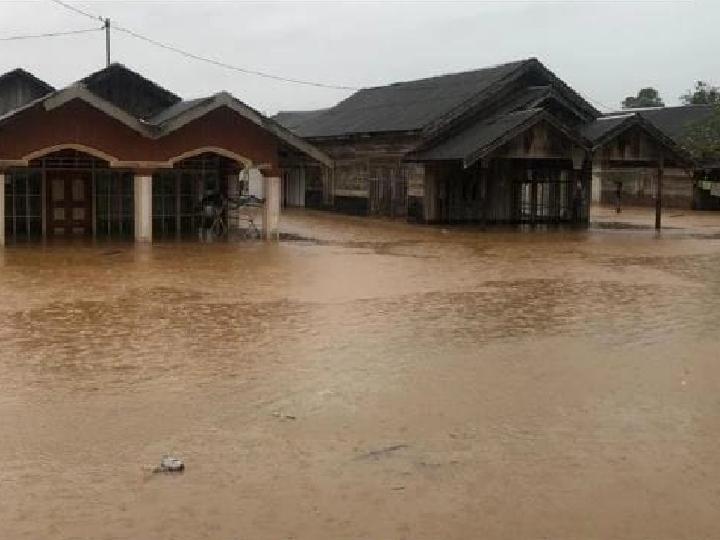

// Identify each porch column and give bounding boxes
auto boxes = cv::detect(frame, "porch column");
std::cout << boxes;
[134,173,153,242]
[0,172,5,246]
[656,153,664,230]
[263,175,281,240]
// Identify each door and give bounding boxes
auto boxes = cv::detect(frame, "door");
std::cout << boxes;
[47,171,92,236]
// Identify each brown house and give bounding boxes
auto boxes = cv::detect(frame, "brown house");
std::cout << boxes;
[276,58,695,224]
[0,63,330,243]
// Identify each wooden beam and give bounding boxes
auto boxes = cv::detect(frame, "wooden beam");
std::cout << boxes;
[656,153,664,230]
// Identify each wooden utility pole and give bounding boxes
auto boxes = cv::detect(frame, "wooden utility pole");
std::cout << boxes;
[655,153,664,230]
[104,18,110,67]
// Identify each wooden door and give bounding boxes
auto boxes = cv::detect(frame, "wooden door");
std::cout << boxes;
[47,171,92,236]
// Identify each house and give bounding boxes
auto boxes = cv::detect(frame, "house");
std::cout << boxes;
[587,105,719,209]
[275,58,695,223]
[0,63,331,243]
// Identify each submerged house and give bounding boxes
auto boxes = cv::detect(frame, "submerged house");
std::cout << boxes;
[588,105,719,209]
[0,59,707,245]
[0,63,331,243]
[276,58,697,222]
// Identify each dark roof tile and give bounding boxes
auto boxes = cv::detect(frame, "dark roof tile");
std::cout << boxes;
[290,59,532,137]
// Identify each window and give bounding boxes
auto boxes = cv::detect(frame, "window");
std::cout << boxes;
[5,170,42,241]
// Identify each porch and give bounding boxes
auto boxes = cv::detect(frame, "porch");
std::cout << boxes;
[0,148,281,244]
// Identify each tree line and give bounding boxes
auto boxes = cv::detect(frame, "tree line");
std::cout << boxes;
[622,81,720,109]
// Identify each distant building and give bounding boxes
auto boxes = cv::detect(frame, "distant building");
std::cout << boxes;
[587,105,719,210]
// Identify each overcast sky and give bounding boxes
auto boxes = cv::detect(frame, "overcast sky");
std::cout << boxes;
[1,0,717,115]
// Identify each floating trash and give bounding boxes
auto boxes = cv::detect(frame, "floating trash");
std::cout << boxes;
[153,456,185,473]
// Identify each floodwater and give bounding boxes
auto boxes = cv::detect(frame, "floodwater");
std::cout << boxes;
[1,206,719,539]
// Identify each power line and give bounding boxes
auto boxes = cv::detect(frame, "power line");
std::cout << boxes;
[49,0,361,91]
[0,26,103,42]
[113,25,361,91]
[48,0,103,22]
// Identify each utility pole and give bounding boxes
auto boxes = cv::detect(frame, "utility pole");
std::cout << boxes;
[104,18,110,67]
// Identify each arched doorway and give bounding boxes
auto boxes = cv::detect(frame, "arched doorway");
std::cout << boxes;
[151,151,244,238]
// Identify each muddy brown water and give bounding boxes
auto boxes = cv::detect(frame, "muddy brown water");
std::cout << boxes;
[1,208,719,539]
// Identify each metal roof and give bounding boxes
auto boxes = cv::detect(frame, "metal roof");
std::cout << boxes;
[410,109,543,163]
[146,97,212,125]
[283,59,533,138]
[636,105,716,140]
[273,109,329,131]
[81,63,181,120]
[0,68,54,94]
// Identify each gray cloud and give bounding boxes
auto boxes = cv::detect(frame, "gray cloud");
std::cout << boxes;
[1,0,716,114]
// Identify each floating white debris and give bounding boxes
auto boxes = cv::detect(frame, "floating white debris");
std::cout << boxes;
[154,456,185,473]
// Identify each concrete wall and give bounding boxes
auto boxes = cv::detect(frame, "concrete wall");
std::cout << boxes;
[0,100,282,172]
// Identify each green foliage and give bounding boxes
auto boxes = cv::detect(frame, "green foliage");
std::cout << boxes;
[679,104,720,159]
[680,81,720,105]
[622,87,664,109]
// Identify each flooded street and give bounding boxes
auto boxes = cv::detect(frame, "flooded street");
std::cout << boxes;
[1,207,719,539]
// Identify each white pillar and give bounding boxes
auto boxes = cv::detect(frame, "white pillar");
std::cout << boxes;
[0,173,5,246]
[134,173,152,242]
[263,176,281,240]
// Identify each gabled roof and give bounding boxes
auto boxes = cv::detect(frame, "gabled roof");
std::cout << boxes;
[81,63,181,120]
[147,92,332,167]
[278,58,598,138]
[284,59,529,138]
[582,112,694,165]
[0,66,332,167]
[0,68,54,94]
[0,68,55,116]
[409,109,590,167]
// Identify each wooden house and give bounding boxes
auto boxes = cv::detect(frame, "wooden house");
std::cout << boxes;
[276,58,695,224]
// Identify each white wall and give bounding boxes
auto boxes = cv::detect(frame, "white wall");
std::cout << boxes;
[248,169,264,199]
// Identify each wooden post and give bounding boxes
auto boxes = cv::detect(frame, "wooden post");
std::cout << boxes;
[481,159,490,228]
[656,153,664,230]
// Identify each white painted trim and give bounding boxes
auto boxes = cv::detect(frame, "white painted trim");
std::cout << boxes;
[166,146,253,169]
[22,143,120,164]
[0,85,333,169]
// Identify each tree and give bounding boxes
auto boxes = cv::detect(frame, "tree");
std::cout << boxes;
[622,87,665,109]
[680,81,720,105]
[679,105,720,159]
